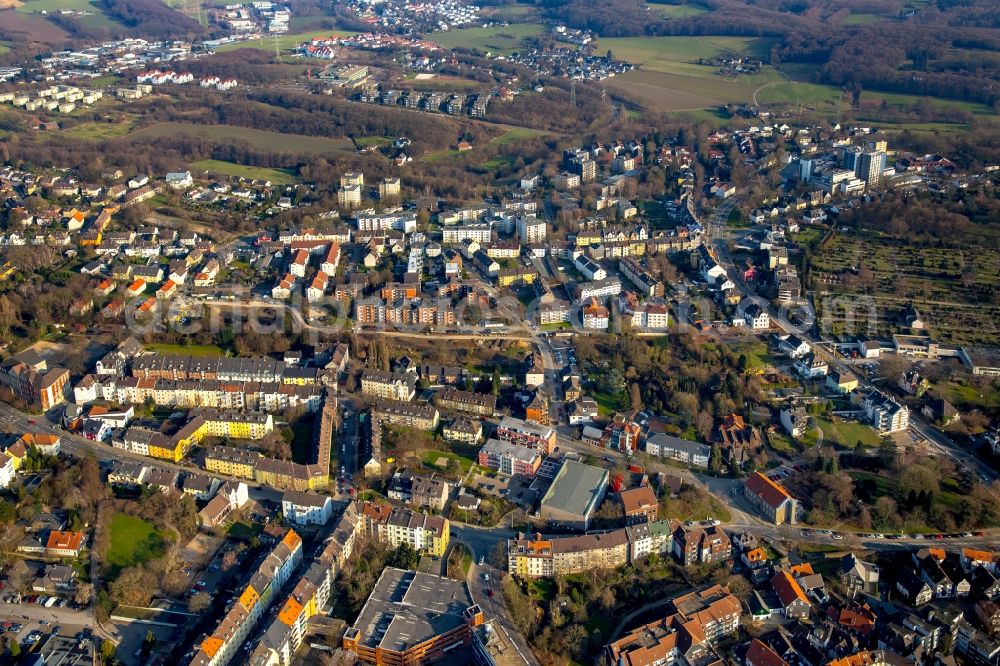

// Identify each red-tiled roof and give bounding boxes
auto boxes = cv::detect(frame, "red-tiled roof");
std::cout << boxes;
[771,570,809,608]
[746,471,793,508]
[747,638,790,666]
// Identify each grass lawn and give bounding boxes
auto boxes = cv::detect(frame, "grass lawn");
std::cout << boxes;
[215,28,360,54]
[592,389,629,416]
[935,381,1000,412]
[766,430,798,455]
[354,135,392,148]
[541,322,573,331]
[61,119,134,141]
[420,449,475,474]
[190,159,297,184]
[130,122,355,155]
[0,42,11,55]
[490,126,549,146]
[813,417,882,448]
[732,341,773,374]
[228,519,262,539]
[107,513,167,574]
[430,24,543,56]
[144,343,227,356]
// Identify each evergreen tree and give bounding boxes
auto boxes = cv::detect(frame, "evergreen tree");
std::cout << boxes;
[709,443,722,472]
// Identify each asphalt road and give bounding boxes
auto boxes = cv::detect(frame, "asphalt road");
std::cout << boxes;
[467,562,539,666]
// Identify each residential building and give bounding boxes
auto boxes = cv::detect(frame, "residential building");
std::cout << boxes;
[372,399,439,430]
[411,474,452,512]
[507,530,629,578]
[863,389,909,433]
[494,416,556,454]
[435,388,497,417]
[46,530,86,558]
[744,304,770,330]
[841,553,881,599]
[772,570,811,619]
[443,418,482,444]
[0,350,70,410]
[281,491,333,526]
[478,438,542,478]
[361,502,450,557]
[674,524,731,567]
[645,432,710,467]
[620,485,658,525]
[189,530,303,666]
[361,370,416,402]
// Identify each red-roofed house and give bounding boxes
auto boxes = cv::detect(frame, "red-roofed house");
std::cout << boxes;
[125,278,146,297]
[46,530,86,557]
[771,570,810,619]
[746,638,790,666]
[744,472,797,525]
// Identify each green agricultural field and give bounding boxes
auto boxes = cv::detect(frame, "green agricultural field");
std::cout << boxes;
[648,2,709,18]
[15,0,121,29]
[0,42,10,55]
[107,513,167,574]
[600,35,776,76]
[61,119,134,141]
[144,343,227,356]
[190,159,297,184]
[216,28,360,54]
[606,69,755,109]
[755,81,842,107]
[430,23,543,56]
[129,122,354,155]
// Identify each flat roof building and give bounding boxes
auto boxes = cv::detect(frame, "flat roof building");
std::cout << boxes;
[343,567,483,665]
[539,459,609,531]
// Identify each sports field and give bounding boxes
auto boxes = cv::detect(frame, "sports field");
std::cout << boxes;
[129,122,354,155]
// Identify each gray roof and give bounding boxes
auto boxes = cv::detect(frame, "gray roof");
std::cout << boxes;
[347,567,474,653]
[540,459,608,518]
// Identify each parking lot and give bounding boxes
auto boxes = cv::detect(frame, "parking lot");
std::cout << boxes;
[0,599,99,652]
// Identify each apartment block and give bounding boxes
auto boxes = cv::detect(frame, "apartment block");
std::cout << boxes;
[360,370,416,402]
[434,388,497,417]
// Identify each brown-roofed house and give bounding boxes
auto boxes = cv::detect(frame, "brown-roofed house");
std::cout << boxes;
[620,485,658,525]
